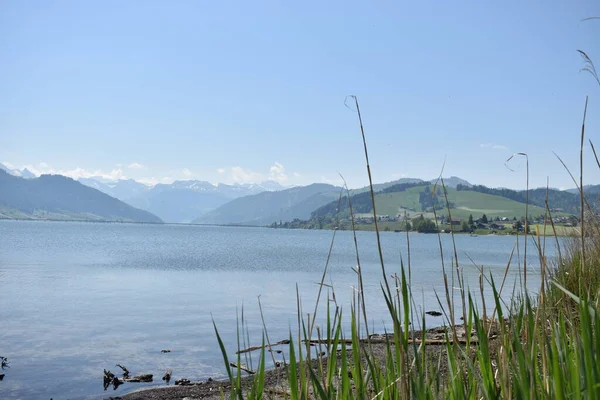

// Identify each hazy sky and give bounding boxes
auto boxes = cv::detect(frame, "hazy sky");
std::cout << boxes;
[1,1,599,189]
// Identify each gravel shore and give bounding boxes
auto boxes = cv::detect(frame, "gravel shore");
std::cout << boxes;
[114,323,498,400]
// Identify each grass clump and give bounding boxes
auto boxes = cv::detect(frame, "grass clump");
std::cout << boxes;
[548,218,600,312]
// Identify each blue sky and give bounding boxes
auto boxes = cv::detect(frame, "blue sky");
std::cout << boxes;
[1,1,599,189]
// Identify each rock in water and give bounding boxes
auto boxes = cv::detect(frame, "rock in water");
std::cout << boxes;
[426,310,443,317]
[162,369,172,384]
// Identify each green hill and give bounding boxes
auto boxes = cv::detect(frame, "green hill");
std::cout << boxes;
[312,183,573,222]
[348,176,471,196]
[0,170,162,223]
[459,184,584,214]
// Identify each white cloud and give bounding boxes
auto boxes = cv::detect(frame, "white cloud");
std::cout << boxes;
[127,162,144,169]
[231,166,264,183]
[217,168,226,174]
[106,168,125,180]
[64,167,125,180]
[2,161,16,169]
[480,143,508,150]
[18,162,126,181]
[269,162,288,182]
[182,168,192,177]
[293,172,302,177]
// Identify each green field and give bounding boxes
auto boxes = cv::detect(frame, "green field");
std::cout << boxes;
[370,186,571,221]
[530,223,578,236]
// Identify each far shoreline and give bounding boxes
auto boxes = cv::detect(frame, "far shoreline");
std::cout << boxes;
[0,217,575,237]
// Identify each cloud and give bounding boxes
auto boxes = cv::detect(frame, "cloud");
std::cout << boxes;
[269,162,288,182]
[480,143,508,150]
[293,172,302,177]
[127,162,144,169]
[217,168,226,174]
[2,161,16,169]
[182,168,192,177]
[18,162,126,181]
[65,167,125,180]
[231,166,264,183]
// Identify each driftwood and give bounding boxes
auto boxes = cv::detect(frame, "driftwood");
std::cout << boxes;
[236,336,478,354]
[116,363,130,379]
[236,339,290,354]
[125,374,153,382]
[305,338,477,345]
[229,362,256,374]
[103,370,122,391]
[103,368,153,390]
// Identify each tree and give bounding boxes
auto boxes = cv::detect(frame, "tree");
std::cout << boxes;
[461,220,470,232]
[482,214,488,224]
[468,214,474,226]
[317,217,324,229]
[411,215,437,233]
[405,221,412,231]
[513,220,523,232]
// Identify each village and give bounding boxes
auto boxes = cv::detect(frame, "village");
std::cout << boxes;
[347,211,578,234]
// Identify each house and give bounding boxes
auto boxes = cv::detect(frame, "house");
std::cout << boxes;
[450,218,461,226]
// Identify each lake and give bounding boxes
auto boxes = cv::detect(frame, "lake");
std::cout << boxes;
[0,220,555,399]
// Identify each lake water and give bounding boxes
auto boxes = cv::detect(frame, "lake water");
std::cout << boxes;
[0,220,556,399]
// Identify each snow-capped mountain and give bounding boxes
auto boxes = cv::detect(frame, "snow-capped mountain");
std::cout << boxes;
[78,177,286,223]
[0,163,36,179]
[78,177,150,200]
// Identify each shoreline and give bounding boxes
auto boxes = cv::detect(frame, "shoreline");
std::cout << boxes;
[117,323,495,400]
[0,218,574,237]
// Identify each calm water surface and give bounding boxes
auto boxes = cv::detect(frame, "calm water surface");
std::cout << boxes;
[0,220,555,399]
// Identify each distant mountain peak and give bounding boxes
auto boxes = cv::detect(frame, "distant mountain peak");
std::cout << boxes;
[0,163,36,179]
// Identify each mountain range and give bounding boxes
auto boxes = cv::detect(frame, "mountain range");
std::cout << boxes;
[193,183,341,225]
[78,177,286,223]
[0,170,162,223]
[0,163,36,179]
[3,166,600,227]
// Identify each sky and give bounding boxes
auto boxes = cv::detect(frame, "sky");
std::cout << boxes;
[1,1,599,190]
